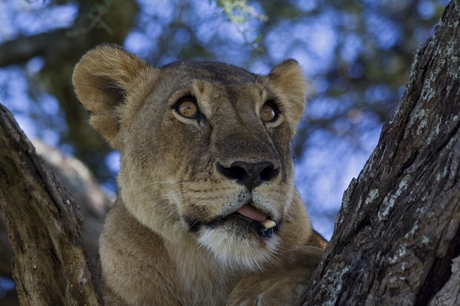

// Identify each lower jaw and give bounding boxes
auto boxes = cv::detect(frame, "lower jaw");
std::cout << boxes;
[197,225,281,272]
[207,213,278,240]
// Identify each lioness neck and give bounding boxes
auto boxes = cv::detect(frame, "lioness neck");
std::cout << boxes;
[99,199,242,305]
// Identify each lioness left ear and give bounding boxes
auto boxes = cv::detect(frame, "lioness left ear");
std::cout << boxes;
[268,59,311,126]
[73,44,158,149]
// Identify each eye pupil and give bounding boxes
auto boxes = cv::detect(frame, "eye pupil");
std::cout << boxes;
[177,99,198,118]
[260,103,277,122]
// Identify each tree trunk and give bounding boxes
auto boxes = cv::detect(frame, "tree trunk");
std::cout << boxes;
[303,1,460,305]
[0,105,103,305]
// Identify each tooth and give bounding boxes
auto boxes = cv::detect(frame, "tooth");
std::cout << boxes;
[260,219,276,229]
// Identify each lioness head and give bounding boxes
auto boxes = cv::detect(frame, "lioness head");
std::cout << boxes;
[73,45,309,271]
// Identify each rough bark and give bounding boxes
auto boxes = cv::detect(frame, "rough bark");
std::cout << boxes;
[0,140,111,305]
[303,1,460,305]
[0,104,103,305]
[30,141,112,263]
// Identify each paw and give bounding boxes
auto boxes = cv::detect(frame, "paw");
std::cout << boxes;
[227,246,323,306]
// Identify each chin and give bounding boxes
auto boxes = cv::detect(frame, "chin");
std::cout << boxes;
[196,216,281,272]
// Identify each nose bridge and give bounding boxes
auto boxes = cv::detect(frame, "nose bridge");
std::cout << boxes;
[216,131,280,168]
[210,87,284,189]
[210,85,279,166]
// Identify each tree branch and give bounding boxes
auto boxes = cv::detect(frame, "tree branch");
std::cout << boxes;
[0,0,137,67]
[0,103,102,305]
[0,28,89,68]
[304,1,460,304]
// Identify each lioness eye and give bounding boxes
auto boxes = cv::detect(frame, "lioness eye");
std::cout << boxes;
[176,98,198,118]
[260,102,278,122]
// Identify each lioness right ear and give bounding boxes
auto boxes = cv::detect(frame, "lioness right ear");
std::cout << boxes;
[72,45,157,149]
[267,59,312,127]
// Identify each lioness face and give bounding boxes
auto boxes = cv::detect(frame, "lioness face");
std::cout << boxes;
[73,46,308,272]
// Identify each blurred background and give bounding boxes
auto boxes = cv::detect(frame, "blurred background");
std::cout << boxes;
[0,0,448,264]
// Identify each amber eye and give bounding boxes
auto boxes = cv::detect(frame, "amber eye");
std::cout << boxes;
[176,98,198,118]
[260,102,278,122]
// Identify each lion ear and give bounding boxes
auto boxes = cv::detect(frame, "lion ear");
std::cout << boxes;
[72,45,158,149]
[267,59,311,127]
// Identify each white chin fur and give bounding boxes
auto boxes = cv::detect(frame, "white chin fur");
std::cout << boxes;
[197,227,280,272]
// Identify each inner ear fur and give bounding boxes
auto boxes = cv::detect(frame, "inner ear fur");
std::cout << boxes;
[72,45,157,149]
[267,59,311,126]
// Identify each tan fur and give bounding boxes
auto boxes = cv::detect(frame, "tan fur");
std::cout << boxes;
[73,45,326,305]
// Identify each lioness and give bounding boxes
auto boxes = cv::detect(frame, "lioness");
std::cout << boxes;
[73,45,326,305]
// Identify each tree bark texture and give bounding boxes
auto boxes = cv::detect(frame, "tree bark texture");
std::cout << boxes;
[304,1,460,305]
[0,140,112,305]
[0,104,102,305]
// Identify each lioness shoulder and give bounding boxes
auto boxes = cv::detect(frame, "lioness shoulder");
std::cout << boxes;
[73,44,326,306]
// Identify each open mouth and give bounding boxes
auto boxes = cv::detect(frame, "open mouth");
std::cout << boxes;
[188,204,279,240]
[223,212,277,239]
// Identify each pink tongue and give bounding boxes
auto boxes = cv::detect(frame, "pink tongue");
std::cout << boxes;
[237,205,267,222]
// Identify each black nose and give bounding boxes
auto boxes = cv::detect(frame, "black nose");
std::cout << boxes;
[216,161,280,191]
